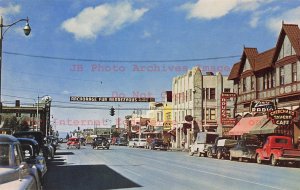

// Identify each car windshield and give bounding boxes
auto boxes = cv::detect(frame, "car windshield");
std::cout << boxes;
[0,144,10,166]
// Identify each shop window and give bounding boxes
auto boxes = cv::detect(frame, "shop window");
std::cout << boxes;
[292,63,297,82]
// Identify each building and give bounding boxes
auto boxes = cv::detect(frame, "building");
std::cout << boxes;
[228,23,300,143]
[0,100,50,135]
[172,67,234,149]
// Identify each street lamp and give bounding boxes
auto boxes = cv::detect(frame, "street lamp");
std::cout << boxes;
[0,16,31,101]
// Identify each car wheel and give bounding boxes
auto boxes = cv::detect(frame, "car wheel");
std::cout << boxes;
[271,155,278,166]
[229,154,234,161]
[256,154,262,164]
[238,157,243,162]
[189,149,194,156]
[217,151,222,160]
[207,150,212,158]
[197,151,201,157]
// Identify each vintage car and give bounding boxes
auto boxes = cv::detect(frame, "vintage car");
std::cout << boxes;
[46,135,59,153]
[229,137,260,162]
[207,138,237,159]
[136,138,147,148]
[17,138,47,185]
[67,137,80,149]
[13,131,54,161]
[128,138,139,148]
[149,138,168,150]
[92,137,110,149]
[0,134,42,190]
[189,132,219,157]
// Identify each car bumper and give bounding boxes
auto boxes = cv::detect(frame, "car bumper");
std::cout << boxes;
[278,157,300,161]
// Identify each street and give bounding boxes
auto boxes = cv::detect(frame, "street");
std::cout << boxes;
[44,144,300,190]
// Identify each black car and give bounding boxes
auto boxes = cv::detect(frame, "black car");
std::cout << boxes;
[207,137,237,159]
[92,137,110,149]
[13,131,54,161]
[149,139,168,150]
[229,138,260,162]
[17,138,48,185]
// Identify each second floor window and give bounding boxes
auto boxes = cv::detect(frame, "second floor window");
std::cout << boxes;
[280,66,284,85]
[224,88,231,93]
[251,75,255,90]
[242,78,246,92]
[209,88,215,100]
[292,63,297,82]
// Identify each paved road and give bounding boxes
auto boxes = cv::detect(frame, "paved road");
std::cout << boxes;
[44,144,300,190]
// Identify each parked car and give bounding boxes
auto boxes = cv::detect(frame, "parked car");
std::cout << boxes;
[0,134,42,190]
[79,137,86,146]
[128,138,139,147]
[46,135,59,153]
[116,137,128,146]
[17,138,47,185]
[67,137,80,149]
[136,138,147,148]
[256,136,300,166]
[207,138,237,159]
[13,131,54,161]
[149,138,168,150]
[189,132,219,157]
[92,137,110,149]
[229,136,260,162]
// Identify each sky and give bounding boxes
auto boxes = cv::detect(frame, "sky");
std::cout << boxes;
[1,0,300,133]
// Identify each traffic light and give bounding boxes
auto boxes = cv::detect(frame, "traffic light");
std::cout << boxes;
[110,107,115,116]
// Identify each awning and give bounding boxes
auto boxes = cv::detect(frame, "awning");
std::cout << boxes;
[228,116,265,136]
[249,119,278,135]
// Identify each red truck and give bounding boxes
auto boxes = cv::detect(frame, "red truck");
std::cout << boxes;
[256,136,300,166]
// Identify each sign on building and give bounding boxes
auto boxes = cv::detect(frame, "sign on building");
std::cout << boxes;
[268,109,296,126]
[220,93,236,125]
[250,100,275,113]
[70,96,155,102]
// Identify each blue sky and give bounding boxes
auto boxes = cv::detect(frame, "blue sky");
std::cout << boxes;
[1,0,300,133]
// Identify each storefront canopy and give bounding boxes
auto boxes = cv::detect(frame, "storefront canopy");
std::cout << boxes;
[228,116,265,136]
[249,118,278,135]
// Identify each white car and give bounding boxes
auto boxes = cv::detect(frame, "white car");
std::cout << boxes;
[128,138,139,147]
[137,138,147,148]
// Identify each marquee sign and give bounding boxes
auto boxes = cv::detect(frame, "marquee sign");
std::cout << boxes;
[268,109,296,126]
[250,100,275,113]
[70,96,155,102]
[220,93,236,125]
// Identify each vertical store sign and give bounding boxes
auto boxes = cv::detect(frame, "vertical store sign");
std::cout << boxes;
[220,93,236,125]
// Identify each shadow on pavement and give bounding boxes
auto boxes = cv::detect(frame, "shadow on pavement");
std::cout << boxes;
[44,164,142,190]
[55,151,74,155]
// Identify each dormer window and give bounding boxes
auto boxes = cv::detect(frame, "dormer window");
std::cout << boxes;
[280,66,285,85]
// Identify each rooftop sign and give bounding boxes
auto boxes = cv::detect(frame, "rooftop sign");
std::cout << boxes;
[70,96,155,102]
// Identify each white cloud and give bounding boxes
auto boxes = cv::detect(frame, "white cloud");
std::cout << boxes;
[250,6,279,28]
[61,2,148,40]
[180,0,274,20]
[62,90,72,95]
[142,30,151,38]
[267,6,300,34]
[0,4,21,17]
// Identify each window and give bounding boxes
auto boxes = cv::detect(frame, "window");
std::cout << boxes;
[209,88,215,100]
[189,89,192,102]
[242,78,246,92]
[271,71,275,88]
[280,66,284,85]
[224,88,230,93]
[251,75,255,90]
[210,109,216,120]
[185,90,188,102]
[292,63,297,82]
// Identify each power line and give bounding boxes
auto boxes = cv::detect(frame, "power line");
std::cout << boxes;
[4,51,240,63]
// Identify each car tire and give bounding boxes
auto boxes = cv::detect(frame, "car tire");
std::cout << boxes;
[229,154,234,161]
[207,150,212,158]
[256,154,262,164]
[271,155,278,166]
[189,150,194,156]
[197,151,201,157]
[217,151,222,160]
